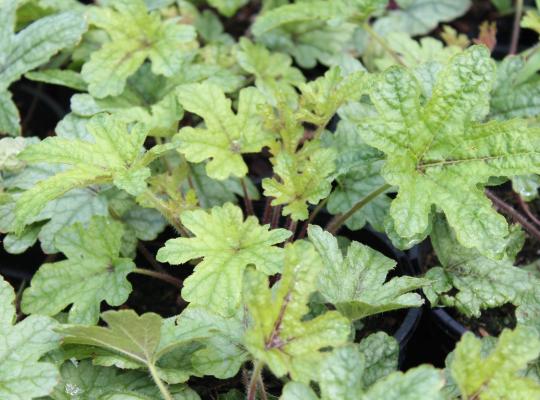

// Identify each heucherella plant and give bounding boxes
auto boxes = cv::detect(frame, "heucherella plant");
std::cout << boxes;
[2,0,540,399]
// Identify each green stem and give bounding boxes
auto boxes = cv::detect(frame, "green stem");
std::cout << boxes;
[132,268,183,288]
[148,362,174,400]
[326,183,391,234]
[363,23,404,66]
[143,190,190,237]
[247,361,264,400]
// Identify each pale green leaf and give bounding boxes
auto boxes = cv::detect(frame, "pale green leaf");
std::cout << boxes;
[59,310,202,385]
[244,241,351,383]
[356,45,540,258]
[0,136,31,171]
[361,366,444,400]
[318,346,364,400]
[373,0,471,36]
[0,275,61,400]
[47,360,161,400]
[157,203,291,316]
[357,332,399,387]
[21,217,135,324]
[0,4,86,135]
[0,8,86,89]
[324,119,390,231]
[280,382,319,400]
[25,69,87,91]
[262,147,336,221]
[207,0,248,17]
[491,55,540,120]
[296,67,365,126]
[0,89,20,136]
[14,114,153,233]
[176,83,273,180]
[308,225,425,320]
[82,0,195,98]
[236,38,304,105]
[449,327,540,399]
[426,217,537,317]
[252,0,385,36]
[513,174,540,202]
[174,305,248,378]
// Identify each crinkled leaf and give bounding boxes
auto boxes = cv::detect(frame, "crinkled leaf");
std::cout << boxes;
[356,45,540,258]
[81,0,195,98]
[308,225,425,320]
[296,67,365,127]
[372,33,461,71]
[357,332,399,387]
[281,359,442,400]
[263,147,336,221]
[324,119,390,231]
[374,0,471,36]
[253,0,383,68]
[71,64,188,137]
[14,114,156,233]
[449,327,540,399]
[0,3,86,135]
[490,55,540,120]
[252,0,385,36]
[21,217,135,324]
[360,366,444,400]
[0,275,61,400]
[280,382,319,400]
[176,83,273,180]
[236,38,304,105]
[174,305,248,378]
[59,310,202,385]
[426,217,537,317]
[157,203,291,316]
[318,346,365,400]
[243,241,351,383]
[0,6,86,88]
[47,360,162,400]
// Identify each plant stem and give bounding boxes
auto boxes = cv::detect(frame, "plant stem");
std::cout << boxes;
[326,183,391,234]
[257,373,268,400]
[148,362,174,400]
[298,198,328,239]
[132,268,183,288]
[271,205,282,229]
[262,197,273,224]
[517,196,540,226]
[312,116,333,140]
[241,177,254,215]
[509,0,524,55]
[137,242,166,273]
[286,218,297,241]
[143,190,190,237]
[363,22,404,65]
[247,361,264,400]
[486,189,540,242]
